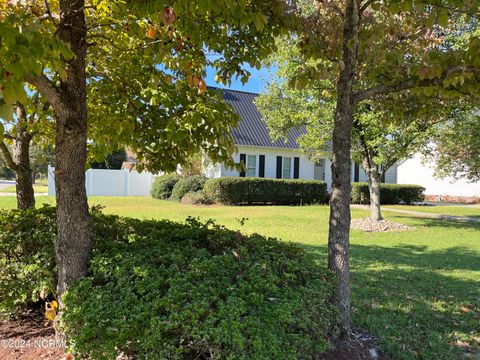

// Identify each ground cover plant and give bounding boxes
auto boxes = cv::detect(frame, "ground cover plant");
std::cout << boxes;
[0,205,337,359]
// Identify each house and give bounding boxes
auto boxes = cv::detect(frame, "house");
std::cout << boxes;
[203,88,398,190]
[396,153,480,203]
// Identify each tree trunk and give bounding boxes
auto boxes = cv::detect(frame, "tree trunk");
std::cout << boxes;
[13,131,35,210]
[361,156,383,221]
[54,0,91,298]
[328,0,359,339]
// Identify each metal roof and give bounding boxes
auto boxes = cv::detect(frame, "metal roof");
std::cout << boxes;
[216,88,306,150]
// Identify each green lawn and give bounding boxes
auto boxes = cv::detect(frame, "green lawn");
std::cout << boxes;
[384,205,480,218]
[0,196,479,360]
[0,182,49,194]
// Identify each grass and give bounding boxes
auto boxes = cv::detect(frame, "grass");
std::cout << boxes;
[384,205,480,218]
[0,182,49,194]
[0,196,479,360]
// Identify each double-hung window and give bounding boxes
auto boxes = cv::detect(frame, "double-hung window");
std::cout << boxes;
[246,155,257,177]
[282,157,292,179]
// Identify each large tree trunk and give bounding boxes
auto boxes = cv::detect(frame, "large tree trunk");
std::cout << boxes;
[54,0,91,298]
[361,157,383,221]
[13,131,35,210]
[328,0,359,339]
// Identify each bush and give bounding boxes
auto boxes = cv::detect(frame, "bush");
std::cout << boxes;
[1,207,337,358]
[62,216,337,360]
[0,206,56,316]
[180,191,210,205]
[351,183,425,205]
[171,175,207,201]
[151,173,181,199]
[204,177,328,205]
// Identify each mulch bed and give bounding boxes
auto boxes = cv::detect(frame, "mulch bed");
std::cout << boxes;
[1,312,384,360]
[351,218,414,232]
[0,311,67,360]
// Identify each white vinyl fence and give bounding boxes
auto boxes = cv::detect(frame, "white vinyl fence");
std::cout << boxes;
[48,166,155,196]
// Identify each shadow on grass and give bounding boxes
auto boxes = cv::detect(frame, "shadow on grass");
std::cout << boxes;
[304,242,480,360]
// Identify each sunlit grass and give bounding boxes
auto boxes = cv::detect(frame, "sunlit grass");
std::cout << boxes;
[0,182,49,194]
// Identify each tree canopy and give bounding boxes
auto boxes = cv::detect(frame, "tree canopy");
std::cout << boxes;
[425,109,480,182]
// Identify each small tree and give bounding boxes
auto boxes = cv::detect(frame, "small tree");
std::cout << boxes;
[285,0,480,335]
[256,39,452,221]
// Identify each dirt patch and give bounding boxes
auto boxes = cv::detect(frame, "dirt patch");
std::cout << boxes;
[318,329,386,360]
[0,311,67,360]
[351,218,414,232]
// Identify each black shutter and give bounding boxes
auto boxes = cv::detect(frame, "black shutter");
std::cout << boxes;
[259,155,265,178]
[293,157,300,179]
[239,153,246,177]
[354,163,360,182]
[276,156,282,179]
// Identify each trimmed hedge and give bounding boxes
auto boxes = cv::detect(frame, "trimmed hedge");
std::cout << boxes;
[171,175,207,201]
[351,183,425,205]
[1,207,338,359]
[204,177,328,205]
[151,173,181,199]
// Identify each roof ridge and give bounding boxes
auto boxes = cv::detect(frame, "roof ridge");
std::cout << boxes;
[208,86,259,96]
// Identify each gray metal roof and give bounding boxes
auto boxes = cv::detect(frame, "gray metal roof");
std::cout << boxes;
[217,88,306,149]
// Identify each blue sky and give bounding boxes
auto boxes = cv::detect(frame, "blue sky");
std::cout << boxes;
[205,64,271,94]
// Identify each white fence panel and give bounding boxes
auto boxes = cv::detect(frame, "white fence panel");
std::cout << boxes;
[48,166,154,196]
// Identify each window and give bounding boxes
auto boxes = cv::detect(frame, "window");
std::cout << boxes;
[246,155,256,177]
[282,157,291,179]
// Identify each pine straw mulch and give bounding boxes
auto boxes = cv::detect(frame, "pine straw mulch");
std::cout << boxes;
[351,218,414,232]
[0,311,68,360]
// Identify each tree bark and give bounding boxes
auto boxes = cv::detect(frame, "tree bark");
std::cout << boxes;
[54,0,91,298]
[327,0,359,339]
[361,157,383,221]
[13,131,35,210]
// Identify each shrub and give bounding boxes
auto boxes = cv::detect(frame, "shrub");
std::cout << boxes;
[180,191,210,205]
[151,173,181,199]
[351,183,425,205]
[204,177,328,205]
[62,217,337,359]
[0,206,57,316]
[171,175,207,201]
[1,207,338,358]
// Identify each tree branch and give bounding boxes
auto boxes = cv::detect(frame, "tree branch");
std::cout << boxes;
[24,73,67,115]
[353,66,480,104]
[0,142,18,171]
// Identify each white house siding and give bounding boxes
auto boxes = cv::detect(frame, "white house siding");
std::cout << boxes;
[353,164,397,184]
[397,153,480,201]
[206,146,333,189]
